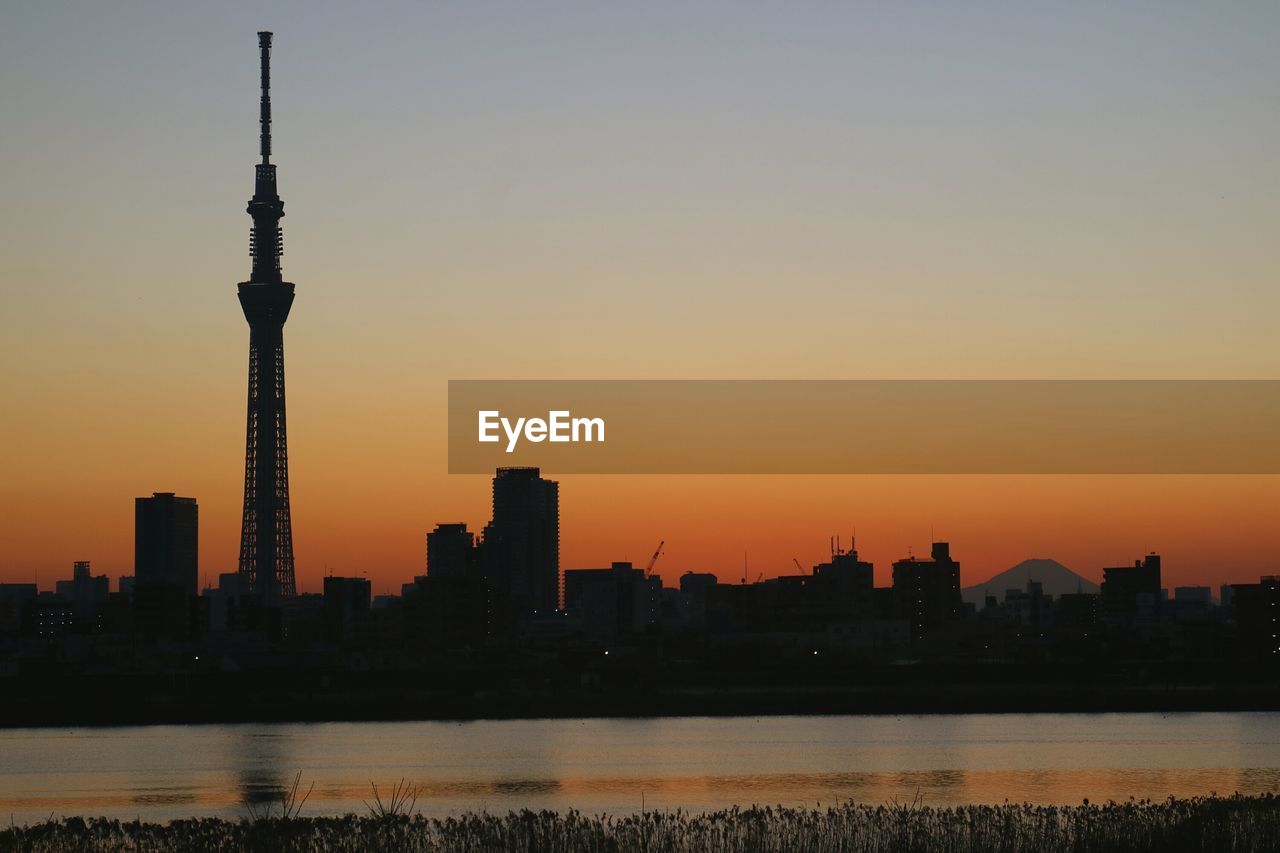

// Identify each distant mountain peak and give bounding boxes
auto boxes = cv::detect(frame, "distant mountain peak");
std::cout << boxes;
[962,558,1099,606]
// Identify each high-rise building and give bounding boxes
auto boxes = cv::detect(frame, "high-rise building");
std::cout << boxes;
[482,467,560,620]
[426,523,478,579]
[1230,576,1280,658]
[404,573,490,650]
[891,541,962,642]
[812,543,876,619]
[55,561,109,616]
[236,31,298,602]
[134,492,199,640]
[1101,553,1161,624]
[563,561,662,643]
[0,584,38,636]
[322,576,371,643]
[135,493,198,595]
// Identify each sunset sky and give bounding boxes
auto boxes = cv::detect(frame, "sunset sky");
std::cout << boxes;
[2,2,1278,594]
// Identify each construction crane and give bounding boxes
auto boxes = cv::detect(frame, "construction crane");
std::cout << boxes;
[793,557,806,575]
[644,540,665,578]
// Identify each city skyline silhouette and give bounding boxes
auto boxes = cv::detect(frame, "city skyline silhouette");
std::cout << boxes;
[2,17,1279,845]
[3,6,1279,595]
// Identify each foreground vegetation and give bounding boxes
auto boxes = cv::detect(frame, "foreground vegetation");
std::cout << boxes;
[3,794,1280,852]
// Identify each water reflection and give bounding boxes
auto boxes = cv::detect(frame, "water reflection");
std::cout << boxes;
[492,779,563,795]
[133,789,198,806]
[889,769,967,794]
[0,714,1278,825]
[1236,767,1280,793]
[233,730,293,808]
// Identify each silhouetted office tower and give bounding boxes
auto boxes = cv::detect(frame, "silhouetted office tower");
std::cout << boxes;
[134,492,198,640]
[1101,553,1162,624]
[322,576,370,643]
[891,541,962,642]
[426,523,477,579]
[205,572,247,632]
[1229,575,1280,658]
[679,572,719,594]
[482,467,560,620]
[236,31,298,602]
[564,562,662,642]
[0,584,38,635]
[677,572,719,631]
[1056,591,1100,631]
[812,544,875,618]
[404,572,490,650]
[421,523,486,643]
[135,493,198,595]
[55,561,109,617]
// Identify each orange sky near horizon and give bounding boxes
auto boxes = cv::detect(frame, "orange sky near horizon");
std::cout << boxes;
[3,459,1277,595]
[2,4,1279,596]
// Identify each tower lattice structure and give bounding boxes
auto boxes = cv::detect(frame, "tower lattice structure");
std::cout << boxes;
[237,31,296,600]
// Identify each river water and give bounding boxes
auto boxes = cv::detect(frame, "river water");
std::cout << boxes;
[2,713,1278,824]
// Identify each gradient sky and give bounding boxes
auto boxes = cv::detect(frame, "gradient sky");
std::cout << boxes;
[2,2,1278,594]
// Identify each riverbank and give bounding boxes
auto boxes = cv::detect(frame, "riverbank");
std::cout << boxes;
[2,796,1278,852]
[2,675,1279,728]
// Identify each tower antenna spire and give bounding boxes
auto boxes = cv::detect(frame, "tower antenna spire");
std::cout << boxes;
[258,31,272,165]
[246,31,284,285]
